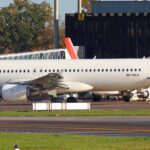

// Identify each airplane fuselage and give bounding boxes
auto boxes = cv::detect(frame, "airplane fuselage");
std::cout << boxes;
[0,59,149,92]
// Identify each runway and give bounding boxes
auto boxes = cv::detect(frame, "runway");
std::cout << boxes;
[0,116,150,136]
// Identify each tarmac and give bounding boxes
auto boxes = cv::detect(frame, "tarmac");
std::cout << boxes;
[0,116,149,136]
[0,101,150,136]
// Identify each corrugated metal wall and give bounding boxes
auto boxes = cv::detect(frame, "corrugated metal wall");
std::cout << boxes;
[65,13,150,58]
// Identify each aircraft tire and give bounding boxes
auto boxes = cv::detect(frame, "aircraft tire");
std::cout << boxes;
[66,97,77,103]
[123,96,130,102]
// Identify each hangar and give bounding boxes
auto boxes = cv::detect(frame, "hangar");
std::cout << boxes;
[65,1,150,58]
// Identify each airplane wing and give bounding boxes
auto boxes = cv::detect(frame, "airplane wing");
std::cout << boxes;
[7,73,69,90]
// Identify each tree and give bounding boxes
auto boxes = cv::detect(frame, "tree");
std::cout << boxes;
[0,0,53,53]
[59,22,65,48]
[82,0,92,13]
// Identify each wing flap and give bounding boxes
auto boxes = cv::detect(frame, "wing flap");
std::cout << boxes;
[7,73,65,90]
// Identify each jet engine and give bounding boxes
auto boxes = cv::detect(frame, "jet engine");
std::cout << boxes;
[2,84,28,102]
[1,84,52,102]
[137,90,149,99]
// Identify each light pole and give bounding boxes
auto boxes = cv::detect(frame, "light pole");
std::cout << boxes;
[78,0,82,13]
[54,0,59,48]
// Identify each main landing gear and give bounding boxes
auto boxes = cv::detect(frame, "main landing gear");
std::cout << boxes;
[66,95,77,103]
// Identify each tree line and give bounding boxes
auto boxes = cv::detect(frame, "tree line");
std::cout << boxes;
[0,0,91,54]
[0,0,56,54]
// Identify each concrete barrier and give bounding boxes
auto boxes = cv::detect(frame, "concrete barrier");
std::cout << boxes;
[32,102,90,111]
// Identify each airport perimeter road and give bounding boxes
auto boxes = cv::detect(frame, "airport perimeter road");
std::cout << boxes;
[0,116,150,136]
[0,101,150,111]
[91,101,150,110]
[0,102,32,111]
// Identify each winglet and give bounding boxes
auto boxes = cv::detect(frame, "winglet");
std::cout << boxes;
[65,37,78,59]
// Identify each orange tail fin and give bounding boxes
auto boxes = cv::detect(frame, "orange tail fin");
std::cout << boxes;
[65,37,78,59]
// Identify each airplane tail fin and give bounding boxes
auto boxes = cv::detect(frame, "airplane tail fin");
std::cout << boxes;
[65,37,78,59]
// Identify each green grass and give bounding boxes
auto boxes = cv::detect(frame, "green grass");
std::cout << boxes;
[0,109,150,116]
[0,132,150,150]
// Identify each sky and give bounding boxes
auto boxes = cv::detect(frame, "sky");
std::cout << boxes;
[0,0,77,21]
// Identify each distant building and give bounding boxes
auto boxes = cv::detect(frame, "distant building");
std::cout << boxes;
[65,1,150,58]
[92,1,150,13]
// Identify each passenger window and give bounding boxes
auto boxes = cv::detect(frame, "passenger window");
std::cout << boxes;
[49,69,51,72]
[77,69,79,72]
[69,69,71,72]
[19,70,22,73]
[65,69,67,72]
[85,69,88,72]
[114,69,116,72]
[23,70,26,73]
[57,69,59,72]
[73,69,75,72]
[40,69,42,72]
[118,69,120,72]
[93,69,96,72]
[110,69,112,72]
[102,69,104,72]
[53,69,55,72]
[45,69,47,72]
[3,70,5,73]
[126,69,128,72]
[135,69,137,71]
[130,69,133,71]
[139,69,141,71]
[98,69,100,72]
[15,70,18,73]
[106,69,108,72]
[89,69,92,72]
[28,70,30,73]
[7,70,9,73]
[122,69,124,72]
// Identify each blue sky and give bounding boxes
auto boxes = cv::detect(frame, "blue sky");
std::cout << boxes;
[0,0,77,21]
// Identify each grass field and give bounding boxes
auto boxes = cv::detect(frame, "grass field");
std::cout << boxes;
[0,132,149,150]
[0,109,150,117]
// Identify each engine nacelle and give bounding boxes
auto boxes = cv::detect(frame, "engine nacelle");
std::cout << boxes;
[2,84,28,102]
[137,90,149,99]
[1,84,56,102]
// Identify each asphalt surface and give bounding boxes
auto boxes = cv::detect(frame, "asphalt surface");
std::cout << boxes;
[91,101,150,110]
[0,101,150,136]
[0,101,150,111]
[0,116,149,136]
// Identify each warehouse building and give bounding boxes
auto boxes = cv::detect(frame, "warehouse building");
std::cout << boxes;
[65,1,150,58]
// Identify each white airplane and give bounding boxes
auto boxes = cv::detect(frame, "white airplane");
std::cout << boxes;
[0,58,149,102]
[65,37,150,101]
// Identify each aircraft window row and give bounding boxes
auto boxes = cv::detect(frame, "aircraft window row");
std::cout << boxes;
[0,68,142,73]
[63,68,141,72]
